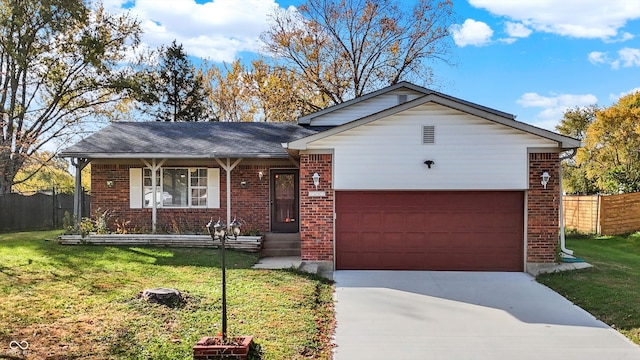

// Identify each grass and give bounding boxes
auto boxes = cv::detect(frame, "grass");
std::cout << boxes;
[0,231,334,359]
[537,231,640,345]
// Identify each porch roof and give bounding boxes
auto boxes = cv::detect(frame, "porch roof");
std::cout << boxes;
[59,122,323,159]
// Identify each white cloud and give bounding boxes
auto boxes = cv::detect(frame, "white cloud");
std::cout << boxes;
[618,47,640,67]
[588,48,640,69]
[105,0,287,62]
[469,0,640,41]
[588,51,609,65]
[517,92,598,125]
[609,87,640,101]
[505,22,532,38]
[450,19,494,47]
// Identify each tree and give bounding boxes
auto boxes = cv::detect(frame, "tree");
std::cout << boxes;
[205,59,256,122]
[205,58,327,122]
[12,151,89,194]
[141,41,215,122]
[556,106,599,194]
[261,0,455,106]
[580,92,640,193]
[0,0,142,194]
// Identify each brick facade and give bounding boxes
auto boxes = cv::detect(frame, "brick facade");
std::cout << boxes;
[90,162,286,234]
[527,153,560,263]
[299,154,334,262]
[90,152,560,267]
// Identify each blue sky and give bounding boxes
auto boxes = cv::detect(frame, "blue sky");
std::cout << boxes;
[104,0,640,131]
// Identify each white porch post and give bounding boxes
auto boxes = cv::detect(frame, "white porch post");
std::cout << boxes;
[71,158,89,224]
[215,158,243,226]
[142,159,166,233]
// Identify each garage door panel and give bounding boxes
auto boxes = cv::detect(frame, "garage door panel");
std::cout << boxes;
[360,212,383,229]
[339,232,360,251]
[405,232,425,248]
[360,232,382,249]
[405,212,427,229]
[336,191,524,271]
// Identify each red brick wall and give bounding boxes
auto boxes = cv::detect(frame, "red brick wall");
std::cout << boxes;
[527,153,560,263]
[299,154,334,261]
[90,163,282,234]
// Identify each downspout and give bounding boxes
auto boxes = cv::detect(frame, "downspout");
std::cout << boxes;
[559,149,577,256]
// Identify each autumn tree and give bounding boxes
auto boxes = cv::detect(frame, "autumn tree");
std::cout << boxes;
[556,106,599,194]
[261,0,455,106]
[206,58,326,122]
[12,151,89,194]
[580,92,640,193]
[0,0,142,194]
[140,41,215,122]
[205,60,256,122]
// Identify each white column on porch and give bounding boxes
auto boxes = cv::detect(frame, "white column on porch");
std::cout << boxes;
[142,158,166,233]
[71,158,89,224]
[215,158,243,227]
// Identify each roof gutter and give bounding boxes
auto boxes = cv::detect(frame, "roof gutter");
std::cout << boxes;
[58,153,292,159]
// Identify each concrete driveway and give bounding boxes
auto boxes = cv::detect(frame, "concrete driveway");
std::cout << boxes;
[333,271,640,360]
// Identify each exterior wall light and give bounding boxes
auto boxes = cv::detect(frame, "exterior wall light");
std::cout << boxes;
[106,180,114,188]
[258,171,264,181]
[541,171,550,189]
[312,172,320,189]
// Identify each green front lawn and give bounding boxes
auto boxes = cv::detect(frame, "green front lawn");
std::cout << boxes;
[537,232,640,345]
[0,231,334,359]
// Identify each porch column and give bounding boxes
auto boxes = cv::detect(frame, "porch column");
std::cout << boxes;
[71,158,89,224]
[142,158,166,233]
[215,158,243,227]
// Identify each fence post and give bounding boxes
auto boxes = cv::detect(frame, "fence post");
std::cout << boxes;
[53,187,57,229]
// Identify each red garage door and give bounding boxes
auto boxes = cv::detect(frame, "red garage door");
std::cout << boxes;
[335,191,524,271]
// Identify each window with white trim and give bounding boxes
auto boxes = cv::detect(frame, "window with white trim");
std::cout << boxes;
[142,167,209,208]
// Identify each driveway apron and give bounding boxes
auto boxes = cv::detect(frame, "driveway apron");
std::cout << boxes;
[333,271,640,360]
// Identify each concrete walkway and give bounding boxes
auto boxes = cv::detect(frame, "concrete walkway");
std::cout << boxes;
[333,271,640,360]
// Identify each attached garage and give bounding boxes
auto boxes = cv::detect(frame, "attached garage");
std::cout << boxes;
[335,191,524,271]
[287,82,581,273]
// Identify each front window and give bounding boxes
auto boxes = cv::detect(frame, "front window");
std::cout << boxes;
[143,167,207,208]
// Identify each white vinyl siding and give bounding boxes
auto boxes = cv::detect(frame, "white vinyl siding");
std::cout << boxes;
[130,168,142,208]
[307,102,558,190]
[130,167,220,208]
[309,89,423,126]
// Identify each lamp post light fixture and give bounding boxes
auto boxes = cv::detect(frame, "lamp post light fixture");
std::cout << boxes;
[312,172,320,189]
[206,217,241,342]
[541,171,550,189]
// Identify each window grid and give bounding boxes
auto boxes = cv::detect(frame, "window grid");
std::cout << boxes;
[143,168,208,208]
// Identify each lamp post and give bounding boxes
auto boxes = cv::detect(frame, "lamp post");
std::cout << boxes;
[206,218,241,341]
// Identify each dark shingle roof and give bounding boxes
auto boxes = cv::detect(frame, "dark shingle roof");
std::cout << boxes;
[59,122,322,159]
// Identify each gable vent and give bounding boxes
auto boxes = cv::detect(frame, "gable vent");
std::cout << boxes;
[422,125,435,144]
[397,94,408,104]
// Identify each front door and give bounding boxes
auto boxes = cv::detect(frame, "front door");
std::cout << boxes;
[270,169,299,232]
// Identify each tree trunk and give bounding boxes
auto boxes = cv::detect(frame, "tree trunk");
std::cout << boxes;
[142,288,183,307]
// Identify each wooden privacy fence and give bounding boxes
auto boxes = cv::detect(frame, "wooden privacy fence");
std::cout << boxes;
[0,190,90,232]
[563,192,640,235]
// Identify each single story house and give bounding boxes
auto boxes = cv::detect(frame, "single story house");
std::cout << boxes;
[60,81,581,273]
